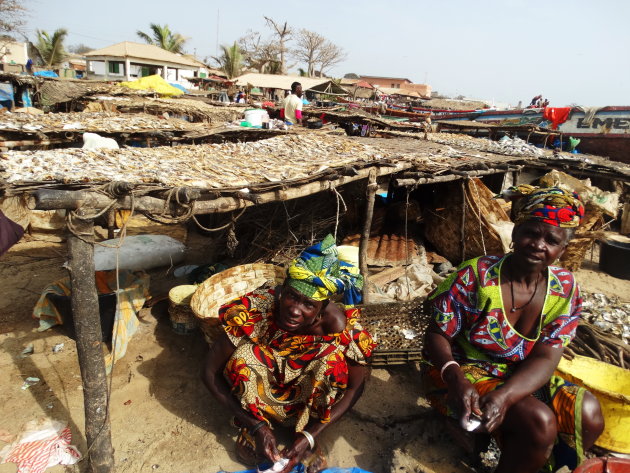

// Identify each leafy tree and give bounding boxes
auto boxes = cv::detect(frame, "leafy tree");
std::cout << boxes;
[136,23,187,53]
[344,73,359,79]
[213,42,243,79]
[34,28,68,68]
[0,0,28,35]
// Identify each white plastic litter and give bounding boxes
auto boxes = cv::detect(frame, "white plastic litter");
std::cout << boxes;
[92,235,186,271]
[81,132,119,150]
[258,458,289,473]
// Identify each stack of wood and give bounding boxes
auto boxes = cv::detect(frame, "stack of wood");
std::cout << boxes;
[565,321,629,369]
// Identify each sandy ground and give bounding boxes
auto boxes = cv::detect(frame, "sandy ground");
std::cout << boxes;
[0,230,628,473]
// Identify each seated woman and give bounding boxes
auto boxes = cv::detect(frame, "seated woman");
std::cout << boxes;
[202,235,376,472]
[423,187,605,473]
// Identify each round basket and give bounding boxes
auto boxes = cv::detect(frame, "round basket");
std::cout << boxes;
[168,285,198,335]
[190,263,286,344]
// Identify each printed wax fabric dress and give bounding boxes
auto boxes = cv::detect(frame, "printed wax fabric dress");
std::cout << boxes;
[220,287,376,432]
[424,255,588,469]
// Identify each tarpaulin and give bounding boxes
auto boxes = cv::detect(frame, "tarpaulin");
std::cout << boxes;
[33,70,59,78]
[0,82,14,102]
[120,74,183,97]
[543,107,571,130]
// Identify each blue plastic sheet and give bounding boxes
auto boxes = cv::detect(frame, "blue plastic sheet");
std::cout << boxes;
[218,465,371,473]
[34,70,59,78]
[169,83,187,93]
[0,82,14,102]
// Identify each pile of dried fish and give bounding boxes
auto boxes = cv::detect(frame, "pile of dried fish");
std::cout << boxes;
[566,291,630,368]
[85,96,244,123]
[1,135,392,188]
[428,132,545,158]
[0,112,203,134]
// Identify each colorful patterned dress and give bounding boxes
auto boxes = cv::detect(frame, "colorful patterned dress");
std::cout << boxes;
[424,255,587,469]
[220,287,377,432]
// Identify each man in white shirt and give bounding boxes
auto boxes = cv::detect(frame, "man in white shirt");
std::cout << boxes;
[282,82,303,125]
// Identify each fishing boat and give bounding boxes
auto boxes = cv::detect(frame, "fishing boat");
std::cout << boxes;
[434,106,630,163]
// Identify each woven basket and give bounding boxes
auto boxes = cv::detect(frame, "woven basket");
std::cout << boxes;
[190,263,286,343]
[168,285,198,335]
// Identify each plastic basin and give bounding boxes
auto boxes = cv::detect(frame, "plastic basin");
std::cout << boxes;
[556,355,630,453]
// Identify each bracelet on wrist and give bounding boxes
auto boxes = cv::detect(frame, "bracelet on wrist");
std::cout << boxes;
[440,360,460,382]
[249,420,267,436]
[298,430,315,449]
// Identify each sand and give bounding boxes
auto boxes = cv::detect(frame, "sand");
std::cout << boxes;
[0,233,627,473]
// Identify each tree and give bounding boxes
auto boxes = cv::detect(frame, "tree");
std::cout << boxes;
[34,28,68,68]
[263,17,292,74]
[213,42,243,79]
[68,43,93,54]
[0,0,28,36]
[344,73,359,79]
[315,40,346,77]
[136,23,187,53]
[293,29,326,77]
[237,30,278,73]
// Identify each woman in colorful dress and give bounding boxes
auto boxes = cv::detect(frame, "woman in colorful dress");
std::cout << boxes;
[202,235,376,472]
[423,187,604,473]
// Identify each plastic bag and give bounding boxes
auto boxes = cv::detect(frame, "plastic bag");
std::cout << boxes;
[92,235,185,271]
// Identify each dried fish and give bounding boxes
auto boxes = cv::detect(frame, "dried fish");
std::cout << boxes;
[1,134,394,189]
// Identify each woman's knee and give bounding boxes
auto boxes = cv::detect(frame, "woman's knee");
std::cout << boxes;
[582,391,605,447]
[506,398,557,447]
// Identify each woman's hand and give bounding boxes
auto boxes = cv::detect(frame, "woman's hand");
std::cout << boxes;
[279,435,312,473]
[447,375,483,430]
[255,426,281,464]
[479,389,511,433]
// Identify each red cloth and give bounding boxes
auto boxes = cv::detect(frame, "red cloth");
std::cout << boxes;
[295,109,302,120]
[543,107,571,129]
[279,109,285,119]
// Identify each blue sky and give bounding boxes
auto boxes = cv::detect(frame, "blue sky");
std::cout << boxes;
[23,0,630,106]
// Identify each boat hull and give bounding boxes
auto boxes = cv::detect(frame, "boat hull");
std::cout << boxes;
[435,107,630,163]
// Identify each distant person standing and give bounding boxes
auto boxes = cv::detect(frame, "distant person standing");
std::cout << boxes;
[283,82,303,125]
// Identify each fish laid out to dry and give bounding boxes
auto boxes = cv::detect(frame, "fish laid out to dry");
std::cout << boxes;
[0,112,204,134]
[1,134,395,189]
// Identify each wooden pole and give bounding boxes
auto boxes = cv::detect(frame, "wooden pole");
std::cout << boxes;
[67,212,114,473]
[359,169,378,304]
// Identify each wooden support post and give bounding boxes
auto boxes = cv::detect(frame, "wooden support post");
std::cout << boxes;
[106,209,116,240]
[359,170,378,304]
[460,179,467,263]
[67,213,114,473]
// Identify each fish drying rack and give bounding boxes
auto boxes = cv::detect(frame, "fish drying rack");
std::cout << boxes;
[359,299,430,366]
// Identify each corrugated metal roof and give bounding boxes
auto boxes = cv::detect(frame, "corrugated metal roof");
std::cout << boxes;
[85,42,201,68]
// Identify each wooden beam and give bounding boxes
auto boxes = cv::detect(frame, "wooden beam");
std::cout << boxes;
[66,212,114,473]
[359,169,378,304]
[30,165,409,215]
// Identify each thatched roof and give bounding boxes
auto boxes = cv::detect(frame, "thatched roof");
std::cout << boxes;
[85,42,201,69]
[233,73,348,95]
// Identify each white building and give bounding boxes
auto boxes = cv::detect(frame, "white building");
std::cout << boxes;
[0,40,28,72]
[84,42,207,88]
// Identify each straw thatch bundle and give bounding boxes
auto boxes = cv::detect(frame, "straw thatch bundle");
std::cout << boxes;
[424,178,511,263]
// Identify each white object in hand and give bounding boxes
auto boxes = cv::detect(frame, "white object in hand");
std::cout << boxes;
[464,416,482,432]
[258,458,289,473]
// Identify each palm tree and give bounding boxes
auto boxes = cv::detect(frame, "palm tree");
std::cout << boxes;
[136,24,187,53]
[213,42,242,79]
[34,28,68,68]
